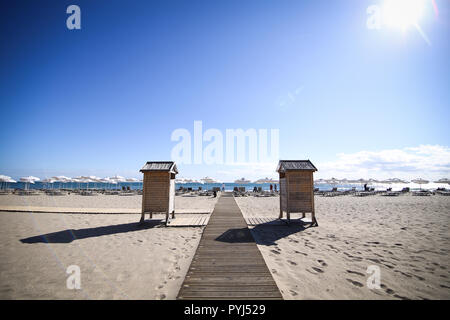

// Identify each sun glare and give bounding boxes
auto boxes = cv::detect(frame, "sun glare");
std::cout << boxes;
[383,0,426,30]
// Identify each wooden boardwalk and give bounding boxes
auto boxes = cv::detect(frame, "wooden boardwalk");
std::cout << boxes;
[177,193,282,300]
[167,215,210,227]
[245,216,312,226]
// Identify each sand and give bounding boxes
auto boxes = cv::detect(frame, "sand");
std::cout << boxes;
[0,211,204,299]
[0,194,217,299]
[235,194,450,300]
[1,193,449,299]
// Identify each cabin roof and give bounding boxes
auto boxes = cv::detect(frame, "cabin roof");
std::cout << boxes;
[276,160,317,172]
[140,161,178,174]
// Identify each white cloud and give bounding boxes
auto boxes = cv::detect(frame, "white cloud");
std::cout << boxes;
[317,145,450,180]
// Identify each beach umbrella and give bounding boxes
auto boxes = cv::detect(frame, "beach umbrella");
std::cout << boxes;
[326,177,340,185]
[110,175,126,181]
[125,178,139,191]
[175,177,186,184]
[6,177,16,189]
[380,178,408,190]
[99,177,111,190]
[434,178,450,185]
[0,175,11,181]
[20,176,40,190]
[325,178,340,191]
[390,178,407,184]
[41,178,56,189]
[110,175,126,190]
[52,176,71,189]
[411,178,429,190]
[354,178,370,190]
[78,176,96,190]
[72,177,83,190]
[0,175,16,190]
[87,176,102,189]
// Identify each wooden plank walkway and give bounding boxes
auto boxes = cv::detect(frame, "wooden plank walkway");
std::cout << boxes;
[177,193,282,300]
[245,216,312,226]
[167,215,210,227]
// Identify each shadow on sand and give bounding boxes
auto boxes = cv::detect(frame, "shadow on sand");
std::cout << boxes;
[20,220,162,244]
[250,221,310,246]
[215,219,312,246]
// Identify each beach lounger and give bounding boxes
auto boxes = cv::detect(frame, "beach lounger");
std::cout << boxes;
[381,191,400,196]
[354,191,375,197]
[80,190,98,196]
[412,190,432,196]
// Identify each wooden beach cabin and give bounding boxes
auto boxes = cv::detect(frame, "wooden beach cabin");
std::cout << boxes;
[276,160,318,226]
[139,161,178,224]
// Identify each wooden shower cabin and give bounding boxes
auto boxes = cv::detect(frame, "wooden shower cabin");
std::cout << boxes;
[277,160,318,226]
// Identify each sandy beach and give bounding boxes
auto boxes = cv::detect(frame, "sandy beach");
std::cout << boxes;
[0,193,449,299]
[236,194,450,300]
[0,194,217,299]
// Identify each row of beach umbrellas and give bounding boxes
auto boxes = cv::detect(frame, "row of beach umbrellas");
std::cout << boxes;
[0,174,142,190]
[314,177,450,189]
[2,174,450,190]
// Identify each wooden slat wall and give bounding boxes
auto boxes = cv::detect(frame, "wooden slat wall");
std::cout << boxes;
[286,171,313,212]
[279,178,287,211]
[142,172,170,212]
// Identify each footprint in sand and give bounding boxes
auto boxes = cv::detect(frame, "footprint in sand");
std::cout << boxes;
[394,270,412,278]
[346,279,363,287]
[312,267,324,273]
[346,270,365,277]
[289,290,298,296]
[368,258,381,264]
[294,250,308,256]
[287,260,297,266]
[317,260,327,267]
[385,288,395,294]
[270,249,281,255]
[271,269,278,274]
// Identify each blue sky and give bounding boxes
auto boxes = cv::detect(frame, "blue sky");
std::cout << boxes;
[0,0,449,181]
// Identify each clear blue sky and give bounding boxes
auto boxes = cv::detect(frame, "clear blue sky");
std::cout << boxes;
[1,0,449,180]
